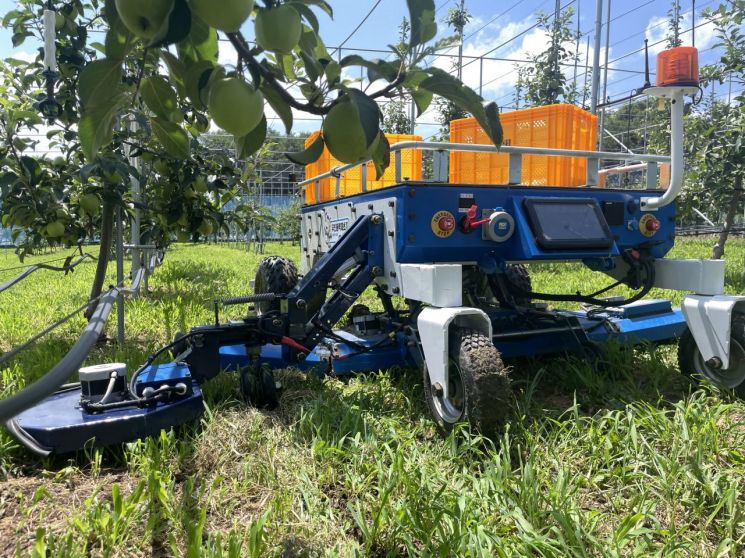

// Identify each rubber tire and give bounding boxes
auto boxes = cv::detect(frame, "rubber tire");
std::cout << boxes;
[502,264,533,307]
[423,328,511,435]
[678,316,745,397]
[254,256,298,315]
[239,364,278,409]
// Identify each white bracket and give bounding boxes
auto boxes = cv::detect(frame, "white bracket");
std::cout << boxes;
[682,295,745,369]
[417,307,491,400]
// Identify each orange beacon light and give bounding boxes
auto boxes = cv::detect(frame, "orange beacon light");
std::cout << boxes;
[656,46,699,87]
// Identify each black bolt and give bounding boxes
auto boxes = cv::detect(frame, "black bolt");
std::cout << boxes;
[389,271,397,278]
[368,204,374,209]
[408,213,416,220]
[388,201,395,207]
[388,231,394,237]
[706,356,723,370]
[392,287,400,294]
[432,383,444,397]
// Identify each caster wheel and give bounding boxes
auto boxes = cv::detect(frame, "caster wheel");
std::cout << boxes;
[678,316,745,397]
[240,364,279,409]
[423,328,511,434]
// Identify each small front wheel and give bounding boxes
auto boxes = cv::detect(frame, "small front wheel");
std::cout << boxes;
[678,315,745,397]
[239,364,279,409]
[423,328,511,434]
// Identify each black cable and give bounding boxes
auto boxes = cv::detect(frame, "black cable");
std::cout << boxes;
[127,331,200,396]
[503,259,656,309]
[0,287,120,423]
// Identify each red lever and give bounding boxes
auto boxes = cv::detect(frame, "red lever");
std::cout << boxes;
[462,204,490,232]
[281,336,311,353]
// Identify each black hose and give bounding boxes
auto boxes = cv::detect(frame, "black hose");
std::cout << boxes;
[0,288,119,423]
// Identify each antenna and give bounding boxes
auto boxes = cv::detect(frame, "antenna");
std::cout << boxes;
[643,39,651,88]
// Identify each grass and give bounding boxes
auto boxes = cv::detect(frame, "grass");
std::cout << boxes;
[0,237,744,557]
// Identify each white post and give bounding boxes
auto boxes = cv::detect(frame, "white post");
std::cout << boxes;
[590,0,604,115]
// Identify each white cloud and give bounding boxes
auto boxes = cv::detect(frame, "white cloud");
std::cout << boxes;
[645,10,717,55]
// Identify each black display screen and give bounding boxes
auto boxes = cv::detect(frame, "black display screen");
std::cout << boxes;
[523,198,614,250]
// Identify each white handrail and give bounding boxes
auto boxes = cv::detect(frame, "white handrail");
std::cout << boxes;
[300,87,689,210]
[297,142,671,188]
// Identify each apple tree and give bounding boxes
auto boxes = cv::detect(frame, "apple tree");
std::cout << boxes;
[2,0,503,313]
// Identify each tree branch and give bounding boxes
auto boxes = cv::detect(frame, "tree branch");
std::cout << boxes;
[226,32,408,113]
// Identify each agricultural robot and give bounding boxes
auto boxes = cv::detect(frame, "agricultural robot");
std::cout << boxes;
[4,47,745,454]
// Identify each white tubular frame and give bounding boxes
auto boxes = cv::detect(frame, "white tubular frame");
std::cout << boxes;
[417,307,492,401]
[640,89,687,210]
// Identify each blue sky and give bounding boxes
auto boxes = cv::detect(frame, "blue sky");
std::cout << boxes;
[0,0,734,139]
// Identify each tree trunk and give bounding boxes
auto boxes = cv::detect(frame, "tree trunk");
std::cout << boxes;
[712,176,744,260]
[84,200,115,320]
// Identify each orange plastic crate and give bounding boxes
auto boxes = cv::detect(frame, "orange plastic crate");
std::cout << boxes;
[449,104,597,187]
[304,133,423,204]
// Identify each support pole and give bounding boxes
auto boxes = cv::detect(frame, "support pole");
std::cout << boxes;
[128,120,141,293]
[590,0,603,115]
[598,0,612,151]
[116,206,125,345]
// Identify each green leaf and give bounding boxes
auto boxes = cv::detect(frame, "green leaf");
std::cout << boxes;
[177,13,218,66]
[161,51,188,99]
[295,0,333,18]
[260,83,293,134]
[20,156,42,186]
[103,0,135,60]
[370,133,391,180]
[79,92,128,161]
[347,89,381,148]
[141,76,180,121]
[150,0,191,48]
[483,101,503,148]
[78,59,124,108]
[104,22,136,60]
[405,70,433,116]
[324,61,341,85]
[299,50,322,82]
[185,60,215,111]
[286,133,324,165]
[407,0,437,48]
[235,116,267,159]
[340,55,398,82]
[151,117,191,159]
[420,67,502,147]
[288,2,320,33]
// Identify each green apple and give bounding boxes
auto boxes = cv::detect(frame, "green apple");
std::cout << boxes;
[79,193,101,216]
[114,0,174,41]
[191,0,254,32]
[323,99,378,164]
[208,77,264,137]
[55,12,65,30]
[192,176,208,193]
[255,4,302,54]
[46,221,65,238]
[198,219,213,236]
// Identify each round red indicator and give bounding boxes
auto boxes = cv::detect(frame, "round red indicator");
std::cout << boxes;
[431,211,456,238]
[639,214,661,237]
